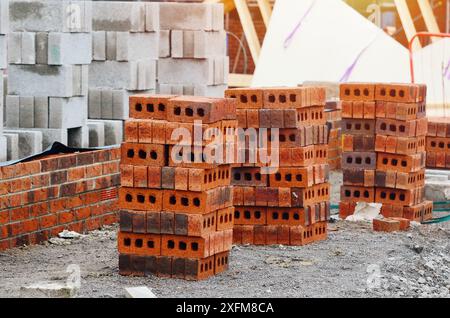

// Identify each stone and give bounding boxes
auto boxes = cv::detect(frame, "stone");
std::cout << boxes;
[125,287,157,298]
[20,281,77,298]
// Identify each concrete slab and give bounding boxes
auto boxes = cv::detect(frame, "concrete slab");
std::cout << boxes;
[3,129,43,158]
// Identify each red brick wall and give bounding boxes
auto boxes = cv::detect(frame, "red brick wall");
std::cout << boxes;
[0,148,121,251]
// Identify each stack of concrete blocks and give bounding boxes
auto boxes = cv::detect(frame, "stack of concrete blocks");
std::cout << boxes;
[4,0,92,160]
[0,0,8,161]
[88,1,159,147]
[157,2,228,98]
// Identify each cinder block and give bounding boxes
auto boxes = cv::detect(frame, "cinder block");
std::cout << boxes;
[89,60,157,90]
[88,88,101,119]
[0,135,6,162]
[10,0,92,32]
[159,3,223,31]
[0,0,9,35]
[87,120,105,147]
[47,32,92,65]
[49,96,87,129]
[0,35,7,69]
[158,58,214,85]
[106,31,117,60]
[159,30,170,58]
[19,96,34,128]
[112,89,155,120]
[116,32,159,61]
[89,119,123,145]
[2,133,20,161]
[8,32,36,64]
[92,1,145,32]
[92,31,106,61]
[35,32,48,64]
[172,30,226,59]
[101,89,113,120]
[145,2,160,32]
[3,129,43,158]
[8,64,88,97]
[68,126,89,148]
[5,95,20,127]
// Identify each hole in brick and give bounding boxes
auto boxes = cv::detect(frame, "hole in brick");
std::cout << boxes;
[203,220,206,228]
[290,94,296,102]
[255,173,261,181]
[285,174,292,181]
[294,213,299,220]
[200,264,204,272]
[124,238,131,246]
[355,157,362,164]
[127,149,135,158]
[268,94,275,103]
[401,161,407,167]
[137,195,145,203]
[135,103,143,112]
[135,239,143,248]
[275,173,282,181]
[380,123,387,130]
[381,192,387,199]
[147,103,154,112]
[272,212,279,220]
[169,196,176,205]
[390,89,396,97]
[279,134,286,142]
[149,196,156,204]
[181,197,189,206]
[251,95,257,103]
[174,107,181,115]
[234,210,240,219]
[346,123,352,129]
[255,211,261,219]
[431,141,436,147]
[179,242,187,250]
[354,191,360,198]
[279,95,287,103]
[399,194,405,201]
[168,240,175,249]
[193,198,200,207]
[125,194,133,202]
[289,134,296,142]
[224,214,228,222]
[363,191,369,198]
[355,123,361,130]
[347,157,353,164]
[389,193,396,200]
[139,150,147,159]
[344,89,351,96]
[147,241,154,248]
[399,125,405,133]
[296,174,302,181]
[197,108,205,117]
[383,158,388,165]
[365,157,371,164]
[219,215,224,223]
[392,159,398,166]
[363,88,369,96]
[240,95,248,103]
[158,103,165,112]
[354,89,361,96]
[191,242,199,251]
[399,90,405,98]
[244,173,252,181]
[234,173,241,181]
[364,123,370,130]
[244,211,251,219]
[380,88,386,96]
[282,213,289,220]
[345,190,351,197]
[186,108,194,117]
[389,125,396,132]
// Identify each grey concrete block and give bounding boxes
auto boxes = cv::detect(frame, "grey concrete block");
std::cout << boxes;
[72,64,89,96]
[89,119,123,146]
[88,88,101,119]
[89,59,156,90]
[19,96,34,128]
[68,126,89,148]
[157,58,214,85]
[49,96,87,129]
[170,30,184,59]
[3,133,20,161]
[116,32,159,61]
[0,0,9,35]
[214,56,228,85]
[92,31,106,61]
[10,0,91,32]
[5,127,69,150]
[92,1,145,32]
[145,2,159,32]
[106,31,117,60]
[171,30,226,59]
[8,32,36,64]
[159,30,170,58]
[0,135,6,161]
[112,89,155,120]
[35,32,48,64]
[48,32,92,65]
[0,70,3,131]
[5,95,20,127]
[87,120,105,147]
[8,64,88,97]
[34,96,49,128]
[100,89,113,120]
[159,3,223,31]
[0,34,7,68]
[4,129,43,159]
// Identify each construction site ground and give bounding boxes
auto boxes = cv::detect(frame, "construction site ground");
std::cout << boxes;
[0,171,449,298]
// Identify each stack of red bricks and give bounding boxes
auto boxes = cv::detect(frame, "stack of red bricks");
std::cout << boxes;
[339,83,433,223]
[325,101,342,170]
[225,87,330,246]
[118,94,236,280]
[0,149,120,251]
[426,117,450,168]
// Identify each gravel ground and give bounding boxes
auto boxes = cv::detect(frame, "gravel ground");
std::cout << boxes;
[0,172,449,298]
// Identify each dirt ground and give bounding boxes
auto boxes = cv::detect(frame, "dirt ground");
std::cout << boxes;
[0,171,449,298]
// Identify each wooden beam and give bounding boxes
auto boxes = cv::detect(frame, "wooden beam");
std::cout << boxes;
[229,73,253,87]
[256,0,272,28]
[417,0,441,41]
[203,0,236,14]
[394,0,421,51]
[234,0,261,65]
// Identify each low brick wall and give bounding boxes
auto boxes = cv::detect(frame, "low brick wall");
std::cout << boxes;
[0,148,121,251]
